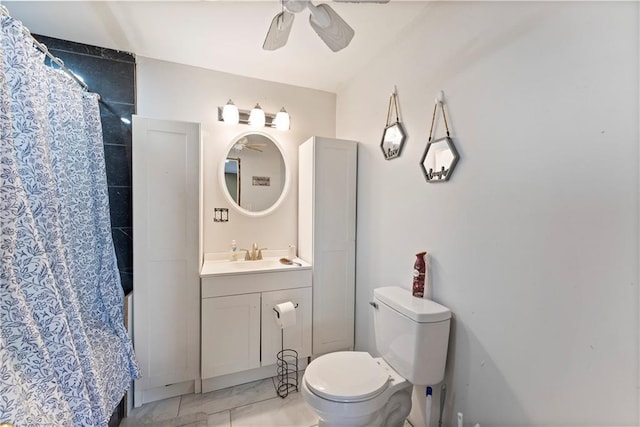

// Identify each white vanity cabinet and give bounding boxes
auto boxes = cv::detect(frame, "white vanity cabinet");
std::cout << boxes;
[201,293,261,378]
[299,137,358,356]
[200,265,312,392]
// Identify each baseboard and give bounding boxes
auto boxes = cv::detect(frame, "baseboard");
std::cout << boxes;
[202,358,309,393]
[135,380,195,406]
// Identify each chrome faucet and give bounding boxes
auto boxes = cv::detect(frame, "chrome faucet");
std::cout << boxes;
[243,243,265,261]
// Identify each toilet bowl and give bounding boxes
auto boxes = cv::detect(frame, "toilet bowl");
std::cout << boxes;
[301,287,452,427]
[301,351,412,427]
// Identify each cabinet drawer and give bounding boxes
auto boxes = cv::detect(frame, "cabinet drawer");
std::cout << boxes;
[201,269,311,298]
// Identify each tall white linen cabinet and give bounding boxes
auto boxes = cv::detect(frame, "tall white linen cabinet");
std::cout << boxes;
[132,116,201,406]
[298,137,358,355]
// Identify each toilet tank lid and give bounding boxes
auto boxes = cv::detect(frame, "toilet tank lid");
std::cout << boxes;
[374,287,451,323]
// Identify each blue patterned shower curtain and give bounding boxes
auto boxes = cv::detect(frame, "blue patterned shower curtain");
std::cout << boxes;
[0,14,139,427]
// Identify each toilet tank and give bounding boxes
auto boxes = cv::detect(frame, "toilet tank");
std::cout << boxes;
[373,286,451,386]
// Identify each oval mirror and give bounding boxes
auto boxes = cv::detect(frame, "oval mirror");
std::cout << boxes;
[219,132,288,217]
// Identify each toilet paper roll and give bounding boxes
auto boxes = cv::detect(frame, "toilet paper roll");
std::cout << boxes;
[274,301,297,329]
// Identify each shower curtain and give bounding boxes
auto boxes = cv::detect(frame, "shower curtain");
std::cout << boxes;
[0,14,139,427]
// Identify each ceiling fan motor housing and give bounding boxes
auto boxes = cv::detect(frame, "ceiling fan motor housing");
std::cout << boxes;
[283,0,308,14]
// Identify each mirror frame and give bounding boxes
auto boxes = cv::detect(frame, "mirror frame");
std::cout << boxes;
[419,136,460,183]
[219,131,290,217]
[380,121,407,160]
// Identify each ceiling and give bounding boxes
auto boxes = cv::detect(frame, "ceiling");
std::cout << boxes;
[4,1,430,93]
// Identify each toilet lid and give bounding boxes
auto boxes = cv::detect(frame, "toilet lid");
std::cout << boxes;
[304,352,390,403]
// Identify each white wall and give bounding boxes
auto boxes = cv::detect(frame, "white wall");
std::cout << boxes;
[136,57,336,256]
[336,2,639,426]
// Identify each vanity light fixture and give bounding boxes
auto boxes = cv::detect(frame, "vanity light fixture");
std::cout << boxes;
[217,101,291,131]
[274,107,290,131]
[249,103,266,128]
[222,99,240,125]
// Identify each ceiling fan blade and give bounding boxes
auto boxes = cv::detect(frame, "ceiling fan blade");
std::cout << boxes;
[308,4,354,52]
[263,11,295,51]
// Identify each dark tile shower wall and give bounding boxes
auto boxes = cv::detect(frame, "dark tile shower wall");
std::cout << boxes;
[35,35,135,296]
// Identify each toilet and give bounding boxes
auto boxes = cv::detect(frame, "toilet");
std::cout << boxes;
[301,286,451,427]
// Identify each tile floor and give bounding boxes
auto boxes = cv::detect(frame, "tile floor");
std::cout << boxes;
[120,375,414,427]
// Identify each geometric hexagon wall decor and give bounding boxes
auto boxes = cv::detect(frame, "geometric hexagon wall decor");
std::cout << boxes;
[420,136,460,182]
[380,121,407,160]
[380,88,406,160]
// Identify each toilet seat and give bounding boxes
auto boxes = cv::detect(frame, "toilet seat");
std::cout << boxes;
[304,352,390,403]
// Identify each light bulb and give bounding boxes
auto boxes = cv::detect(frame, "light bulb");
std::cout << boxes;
[274,107,290,131]
[249,103,265,128]
[222,99,239,125]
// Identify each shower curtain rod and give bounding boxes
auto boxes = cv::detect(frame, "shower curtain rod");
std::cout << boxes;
[0,5,91,93]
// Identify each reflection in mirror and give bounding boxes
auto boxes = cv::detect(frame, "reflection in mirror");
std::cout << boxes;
[221,133,286,215]
[224,158,240,204]
[420,137,460,183]
[380,121,406,160]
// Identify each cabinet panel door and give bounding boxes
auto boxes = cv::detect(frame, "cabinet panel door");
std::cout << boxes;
[312,137,357,355]
[201,293,261,378]
[133,116,200,393]
[261,288,312,366]
[313,247,355,354]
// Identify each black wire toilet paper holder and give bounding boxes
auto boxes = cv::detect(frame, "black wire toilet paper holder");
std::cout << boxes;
[273,303,299,399]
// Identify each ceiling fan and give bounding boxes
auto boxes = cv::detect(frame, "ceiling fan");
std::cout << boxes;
[233,137,266,152]
[263,0,389,53]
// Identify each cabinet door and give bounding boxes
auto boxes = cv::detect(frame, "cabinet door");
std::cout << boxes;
[201,293,261,378]
[261,288,312,366]
[312,137,357,355]
[132,117,200,399]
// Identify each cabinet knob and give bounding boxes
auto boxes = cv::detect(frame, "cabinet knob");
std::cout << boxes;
[369,301,378,309]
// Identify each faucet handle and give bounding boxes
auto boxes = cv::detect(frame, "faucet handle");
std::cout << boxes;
[257,248,267,260]
[240,249,251,261]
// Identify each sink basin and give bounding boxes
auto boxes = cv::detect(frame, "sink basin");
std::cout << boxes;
[201,257,311,277]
